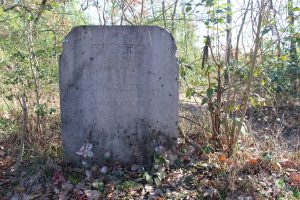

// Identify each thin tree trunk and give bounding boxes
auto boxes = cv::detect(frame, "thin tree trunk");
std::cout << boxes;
[140,0,144,25]
[95,0,103,25]
[150,0,155,20]
[171,0,179,34]
[103,0,107,25]
[235,0,251,60]
[110,0,116,25]
[224,0,232,84]
[288,0,299,82]
[270,0,281,60]
[119,0,124,25]
[26,21,41,135]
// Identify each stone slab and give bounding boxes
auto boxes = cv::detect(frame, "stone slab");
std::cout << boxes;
[59,26,178,166]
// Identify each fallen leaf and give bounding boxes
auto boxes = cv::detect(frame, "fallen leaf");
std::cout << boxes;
[280,159,298,169]
[84,190,100,200]
[249,158,258,166]
[85,170,91,180]
[52,171,65,185]
[289,173,300,186]
[58,182,74,200]
[0,150,5,157]
[219,154,226,163]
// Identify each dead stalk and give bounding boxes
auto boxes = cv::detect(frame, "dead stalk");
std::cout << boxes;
[15,94,28,172]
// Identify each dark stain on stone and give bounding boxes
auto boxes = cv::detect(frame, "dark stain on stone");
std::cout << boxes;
[90,57,94,61]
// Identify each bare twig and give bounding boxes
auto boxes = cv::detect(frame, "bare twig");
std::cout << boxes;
[162,0,167,29]
[171,0,179,33]
[229,0,267,155]
[235,0,251,60]
[179,115,210,132]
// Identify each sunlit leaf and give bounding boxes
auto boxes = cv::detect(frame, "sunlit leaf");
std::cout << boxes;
[292,7,300,11]
[154,177,161,186]
[186,88,195,99]
[275,178,285,189]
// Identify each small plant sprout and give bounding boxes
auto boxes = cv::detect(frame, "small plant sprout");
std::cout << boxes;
[76,143,93,158]
[76,143,93,168]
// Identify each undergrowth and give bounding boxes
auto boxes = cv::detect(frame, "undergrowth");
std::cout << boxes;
[0,99,299,199]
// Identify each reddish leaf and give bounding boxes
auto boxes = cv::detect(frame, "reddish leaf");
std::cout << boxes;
[52,171,65,185]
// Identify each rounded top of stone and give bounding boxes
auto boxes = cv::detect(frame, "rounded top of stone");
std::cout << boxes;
[64,25,174,45]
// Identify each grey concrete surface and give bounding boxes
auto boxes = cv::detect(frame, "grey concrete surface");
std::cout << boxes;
[59,26,178,166]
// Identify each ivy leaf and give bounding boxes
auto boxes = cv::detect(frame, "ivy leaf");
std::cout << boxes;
[207,88,214,99]
[185,6,192,13]
[201,98,208,105]
[201,145,212,153]
[204,0,214,7]
[143,172,153,184]
[49,107,56,114]
[261,26,271,35]
[186,88,196,99]
[92,181,104,191]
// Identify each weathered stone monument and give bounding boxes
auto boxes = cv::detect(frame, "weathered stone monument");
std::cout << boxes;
[59,26,178,166]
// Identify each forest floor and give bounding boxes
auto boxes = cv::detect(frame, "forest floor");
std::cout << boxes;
[0,100,300,199]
